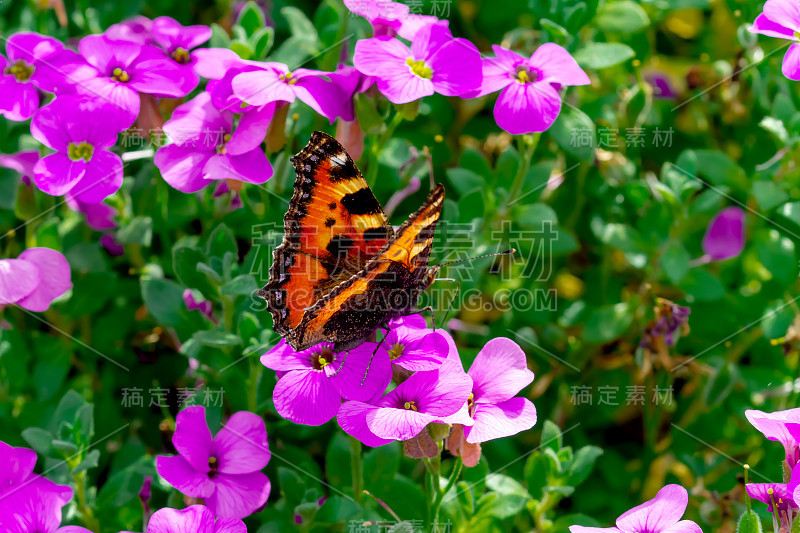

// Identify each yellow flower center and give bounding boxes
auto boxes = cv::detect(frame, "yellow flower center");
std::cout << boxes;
[67,142,94,162]
[5,60,34,82]
[406,58,432,79]
[216,133,233,155]
[171,47,191,64]
[388,343,404,360]
[112,67,130,83]
[312,346,335,371]
[280,71,298,85]
[208,456,218,476]
[404,401,418,412]
[515,66,537,84]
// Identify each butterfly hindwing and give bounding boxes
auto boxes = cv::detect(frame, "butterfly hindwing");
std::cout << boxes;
[261,132,394,335]
[290,184,446,352]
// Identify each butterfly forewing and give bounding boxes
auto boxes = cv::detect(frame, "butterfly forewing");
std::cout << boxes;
[261,132,393,335]
[290,184,445,352]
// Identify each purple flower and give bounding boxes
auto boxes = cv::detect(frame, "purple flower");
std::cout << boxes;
[344,0,443,39]
[646,73,677,99]
[154,92,273,193]
[151,17,212,93]
[207,64,277,141]
[382,315,449,371]
[453,337,537,444]
[61,34,193,124]
[100,234,124,256]
[261,340,392,426]
[641,298,691,349]
[31,96,126,203]
[0,151,39,186]
[353,23,482,104]
[337,347,473,447]
[747,482,797,513]
[65,196,117,231]
[106,16,153,45]
[749,0,800,80]
[568,484,701,533]
[476,44,590,134]
[156,406,271,519]
[746,409,800,467]
[232,62,347,123]
[183,289,215,322]
[0,440,82,533]
[0,33,66,121]
[0,247,72,312]
[145,505,245,533]
[702,206,745,261]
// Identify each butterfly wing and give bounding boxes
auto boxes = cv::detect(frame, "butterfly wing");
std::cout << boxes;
[261,131,394,336]
[290,184,445,352]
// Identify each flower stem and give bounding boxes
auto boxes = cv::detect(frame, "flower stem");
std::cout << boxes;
[71,461,101,532]
[247,355,262,412]
[432,457,462,526]
[349,435,363,503]
[506,132,541,205]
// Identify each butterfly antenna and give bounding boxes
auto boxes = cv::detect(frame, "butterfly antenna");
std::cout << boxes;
[436,248,516,268]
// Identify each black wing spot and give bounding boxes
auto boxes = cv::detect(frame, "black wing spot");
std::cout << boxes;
[325,217,336,228]
[364,227,390,242]
[328,202,337,210]
[341,188,382,216]
[327,234,355,258]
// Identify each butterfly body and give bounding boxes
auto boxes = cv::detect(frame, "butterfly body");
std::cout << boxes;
[260,131,444,352]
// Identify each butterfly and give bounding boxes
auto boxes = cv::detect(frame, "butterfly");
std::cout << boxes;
[259,131,445,353]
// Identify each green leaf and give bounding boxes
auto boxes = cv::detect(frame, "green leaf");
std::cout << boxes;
[574,42,635,69]
[236,0,265,35]
[757,230,797,284]
[595,0,650,33]
[251,26,275,59]
[702,358,740,407]
[206,223,238,260]
[517,203,558,228]
[209,23,231,48]
[524,451,548,500]
[221,274,258,296]
[116,216,153,246]
[567,446,603,486]
[22,427,54,455]
[549,107,596,161]
[173,246,217,296]
[193,330,242,347]
[141,278,193,327]
[447,167,485,196]
[681,268,725,301]
[659,241,690,283]
[97,456,155,508]
[752,181,788,211]
[541,420,563,453]
[72,449,100,474]
[583,303,633,343]
[315,496,362,523]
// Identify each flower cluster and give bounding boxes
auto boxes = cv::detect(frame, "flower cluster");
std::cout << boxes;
[262,315,537,466]
[1,5,590,206]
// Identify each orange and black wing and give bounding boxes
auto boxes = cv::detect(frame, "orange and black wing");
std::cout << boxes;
[260,131,393,336]
[290,184,445,352]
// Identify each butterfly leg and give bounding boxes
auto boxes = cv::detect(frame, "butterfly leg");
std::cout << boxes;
[360,326,389,387]
[331,350,349,377]
[425,277,461,331]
